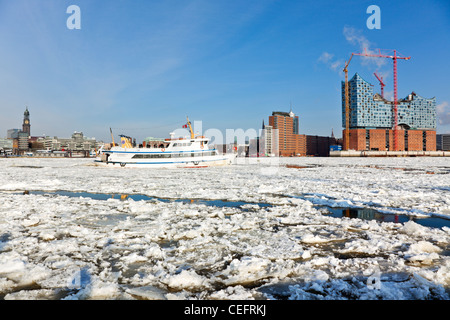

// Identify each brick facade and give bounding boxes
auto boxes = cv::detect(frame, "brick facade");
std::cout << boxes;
[306,135,336,156]
[406,130,423,151]
[270,114,295,156]
[344,129,436,151]
[270,112,305,156]
[368,129,386,151]
[295,134,307,156]
[344,129,365,151]
[425,131,436,151]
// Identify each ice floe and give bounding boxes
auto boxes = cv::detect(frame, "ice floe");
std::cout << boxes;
[0,157,449,300]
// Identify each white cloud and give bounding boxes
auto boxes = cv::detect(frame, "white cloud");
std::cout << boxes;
[330,60,344,71]
[343,26,371,51]
[343,26,386,69]
[318,52,334,63]
[437,101,450,125]
[318,52,344,73]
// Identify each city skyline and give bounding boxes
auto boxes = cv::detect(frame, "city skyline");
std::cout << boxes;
[0,0,449,143]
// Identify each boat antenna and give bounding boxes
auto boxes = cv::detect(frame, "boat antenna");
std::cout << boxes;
[110,128,116,146]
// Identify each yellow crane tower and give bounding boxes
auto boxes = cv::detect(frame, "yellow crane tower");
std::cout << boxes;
[343,53,354,151]
[186,116,194,140]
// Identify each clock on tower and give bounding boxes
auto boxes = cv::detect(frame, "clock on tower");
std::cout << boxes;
[22,107,30,135]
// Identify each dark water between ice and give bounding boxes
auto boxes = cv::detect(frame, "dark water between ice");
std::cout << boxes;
[24,190,450,229]
[28,190,272,211]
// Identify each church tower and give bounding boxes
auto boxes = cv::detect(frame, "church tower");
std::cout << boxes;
[22,106,30,135]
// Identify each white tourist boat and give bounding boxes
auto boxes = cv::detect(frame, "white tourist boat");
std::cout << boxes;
[95,118,236,168]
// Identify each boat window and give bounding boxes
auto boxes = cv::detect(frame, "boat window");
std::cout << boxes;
[132,154,168,159]
[131,150,215,159]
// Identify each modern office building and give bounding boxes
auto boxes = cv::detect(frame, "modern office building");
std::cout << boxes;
[259,124,279,157]
[342,73,437,151]
[40,132,101,153]
[0,138,13,151]
[269,110,302,156]
[437,134,450,151]
[7,129,20,139]
[305,135,338,157]
[291,110,299,134]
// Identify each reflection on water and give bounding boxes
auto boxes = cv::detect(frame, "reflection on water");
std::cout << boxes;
[323,207,450,229]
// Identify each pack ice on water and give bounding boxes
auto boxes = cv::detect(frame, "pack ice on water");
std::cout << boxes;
[0,157,449,300]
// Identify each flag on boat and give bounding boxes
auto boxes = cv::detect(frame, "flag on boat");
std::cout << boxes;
[120,135,133,148]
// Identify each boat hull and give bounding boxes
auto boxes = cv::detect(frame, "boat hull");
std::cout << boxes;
[94,153,236,168]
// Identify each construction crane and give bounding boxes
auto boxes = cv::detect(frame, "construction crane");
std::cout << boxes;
[353,49,411,151]
[343,53,355,151]
[373,72,385,99]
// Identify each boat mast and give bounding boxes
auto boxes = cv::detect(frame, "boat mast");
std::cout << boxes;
[110,128,115,146]
[186,116,194,139]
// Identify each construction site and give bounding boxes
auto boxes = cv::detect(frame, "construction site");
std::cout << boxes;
[332,48,449,157]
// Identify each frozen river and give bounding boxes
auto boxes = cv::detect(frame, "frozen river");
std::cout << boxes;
[0,157,449,300]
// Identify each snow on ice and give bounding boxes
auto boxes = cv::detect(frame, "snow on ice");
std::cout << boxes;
[0,157,449,300]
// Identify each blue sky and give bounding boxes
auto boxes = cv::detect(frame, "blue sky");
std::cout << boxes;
[0,0,449,143]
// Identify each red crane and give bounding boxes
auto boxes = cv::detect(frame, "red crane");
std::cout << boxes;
[373,72,385,99]
[354,49,411,151]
